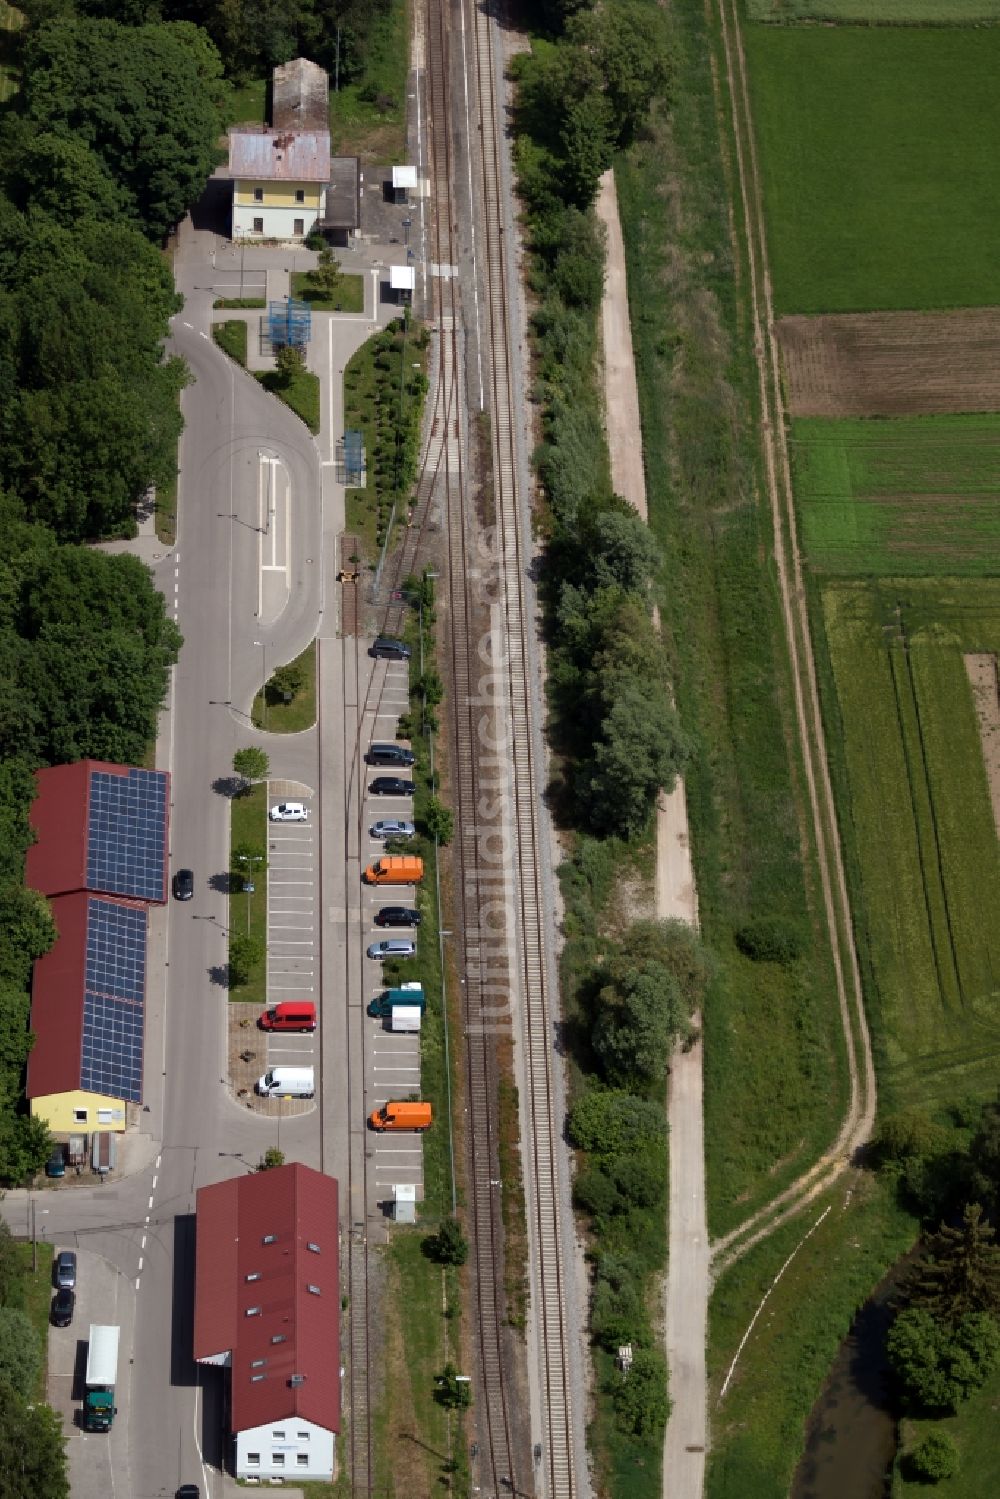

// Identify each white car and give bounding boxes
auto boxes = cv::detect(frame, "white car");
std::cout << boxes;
[370,820,416,840]
[269,802,308,822]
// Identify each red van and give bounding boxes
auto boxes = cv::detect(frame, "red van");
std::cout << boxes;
[258,1002,317,1033]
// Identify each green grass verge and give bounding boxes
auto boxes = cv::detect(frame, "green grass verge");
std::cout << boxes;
[821,582,1000,1113]
[745,26,1000,312]
[327,0,408,161]
[707,1174,917,1499]
[213,320,248,368]
[155,398,180,545]
[749,0,1000,15]
[227,77,267,126]
[616,0,847,1237]
[11,1241,55,1401]
[252,642,317,733]
[214,298,265,310]
[893,1365,1000,1497]
[228,784,268,1006]
[290,270,364,313]
[256,367,320,434]
[791,416,1000,576]
[343,318,429,568]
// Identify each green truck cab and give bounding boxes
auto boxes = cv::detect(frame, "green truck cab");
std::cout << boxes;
[366,983,426,1019]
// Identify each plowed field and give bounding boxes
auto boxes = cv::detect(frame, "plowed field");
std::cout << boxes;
[778,310,1000,418]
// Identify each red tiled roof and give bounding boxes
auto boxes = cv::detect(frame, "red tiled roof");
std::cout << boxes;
[194,1163,341,1434]
[25,893,90,1098]
[26,761,92,897]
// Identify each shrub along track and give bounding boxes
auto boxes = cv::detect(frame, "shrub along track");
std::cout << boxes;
[707,0,877,1275]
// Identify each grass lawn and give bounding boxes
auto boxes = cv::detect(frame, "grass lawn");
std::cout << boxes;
[750,0,1000,15]
[256,367,320,434]
[328,0,408,161]
[821,581,1000,1114]
[228,783,268,1006]
[615,0,847,1238]
[791,416,1000,576]
[11,1241,56,1400]
[155,399,180,545]
[227,77,267,126]
[894,1367,1000,1497]
[745,27,1000,313]
[252,642,317,732]
[290,270,364,313]
[212,320,247,368]
[707,1173,917,1499]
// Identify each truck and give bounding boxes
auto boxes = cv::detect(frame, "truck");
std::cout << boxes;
[84,1324,119,1433]
[366,983,425,1020]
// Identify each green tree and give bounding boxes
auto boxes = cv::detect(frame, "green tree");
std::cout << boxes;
[232,842,268,885]
[888,1307,1000,1412]
[904,1429,960,1483]
[275,344,306,385]
[20,18,225,240]
[582,509,661,595]
[269,660,305,700]
[0,1379,69,1499]
[570,3,673,149]
[591,920,711,1087]
[0,1115,53,1189]
[610,1347,669,1438]
[415,669,444,707]
[258,1147,285,1171]
[906,1204,1000,1321]
[970,1090,1000,1213]
[0,888,55,990]
[0,1223,21,1307]
[559,89,614,209]
[427,1218,468,1266]
[2,132,125,221]
[566,1089,665,1156]
[229,933,264,988]
[0,1308,41,1399]
[425,797,454,846]
[310,247,344,301]
[434,1362,472,1409]
[590,1254,647,1352]
[232,747,269,788]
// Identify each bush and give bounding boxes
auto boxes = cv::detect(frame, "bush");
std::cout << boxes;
[426,1217,468,1266]
[904,1429,960,1483]
[734,916,805,965]
[609,1347,669,1438]
[888,1307,1000,1412]
[567,1089,666,1155]
[425,797,454,846]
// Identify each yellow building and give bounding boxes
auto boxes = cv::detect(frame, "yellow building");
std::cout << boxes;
[229,129,330,243]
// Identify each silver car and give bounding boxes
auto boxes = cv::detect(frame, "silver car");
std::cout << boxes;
[370,820,416,840]
[367,939,417,961]
[54,1250,77,1290]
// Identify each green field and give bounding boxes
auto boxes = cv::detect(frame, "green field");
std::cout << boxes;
[822,582,1000,1112]
[894,1366,1000,1497]
[792,416,1000,576]
[745,27,1000,313]
[750,0,1000,17]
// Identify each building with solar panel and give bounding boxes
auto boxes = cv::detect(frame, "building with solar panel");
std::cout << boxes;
[26,761,169,1137]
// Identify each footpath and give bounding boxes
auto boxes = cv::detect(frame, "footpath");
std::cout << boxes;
[595,168,707,1499]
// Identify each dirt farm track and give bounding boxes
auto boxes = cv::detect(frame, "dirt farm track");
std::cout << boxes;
[777,308,1000,418]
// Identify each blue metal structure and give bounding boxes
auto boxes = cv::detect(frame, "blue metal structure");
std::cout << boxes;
[344,430,365,485]
[269,298,312,351]
[87,768,168,903]
[81,898,147,1102]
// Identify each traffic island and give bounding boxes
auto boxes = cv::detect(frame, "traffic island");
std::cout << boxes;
[227,1003,313,1119]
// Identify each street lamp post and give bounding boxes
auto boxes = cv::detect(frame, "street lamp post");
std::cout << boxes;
[237,853,262,932]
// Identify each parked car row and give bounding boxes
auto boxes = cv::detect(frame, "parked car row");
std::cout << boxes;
[51,1250,76,1326]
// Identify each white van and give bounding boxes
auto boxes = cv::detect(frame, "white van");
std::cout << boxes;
[256,1066,315,1098]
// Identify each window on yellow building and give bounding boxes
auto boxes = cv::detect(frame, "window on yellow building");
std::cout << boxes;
[295,189,305,204]
[254,188,264,202]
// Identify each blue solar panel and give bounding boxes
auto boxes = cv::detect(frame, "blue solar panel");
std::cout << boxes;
[86,768,168,902]
[80,899,147,1102]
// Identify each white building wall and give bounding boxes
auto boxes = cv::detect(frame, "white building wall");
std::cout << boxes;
[232,200,318,242]
[235,1417,335,1481]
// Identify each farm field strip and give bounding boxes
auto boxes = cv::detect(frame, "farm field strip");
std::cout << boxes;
[749,0,1000,17]
[823,583,1000,1111]
[778,309,1000,420]
[745,26,1000,314]
[792,415,1000,576]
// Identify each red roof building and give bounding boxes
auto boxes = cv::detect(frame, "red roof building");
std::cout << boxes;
[194,1164,341,1482]
[28,760,169,904]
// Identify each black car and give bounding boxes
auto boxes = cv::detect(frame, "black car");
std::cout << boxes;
[374,906,422,928]
[51,1287,75,1328]
[371,637,411,661]
[365,742,416,767]
[172,868,194,901]
[176,1488,200,1499]
[369,777,416,797]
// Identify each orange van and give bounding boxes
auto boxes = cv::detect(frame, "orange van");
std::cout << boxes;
[369,1100,433,1132]
[363,854,424,887]
[259,1001,317,1033]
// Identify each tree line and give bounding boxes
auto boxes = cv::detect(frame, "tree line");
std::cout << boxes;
[0,6,197,1183]
[18,0,398,88]
[510,5,683,840]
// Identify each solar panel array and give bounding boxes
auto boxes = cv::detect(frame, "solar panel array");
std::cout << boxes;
[81,899,147,1102]
[86,768,168,902]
